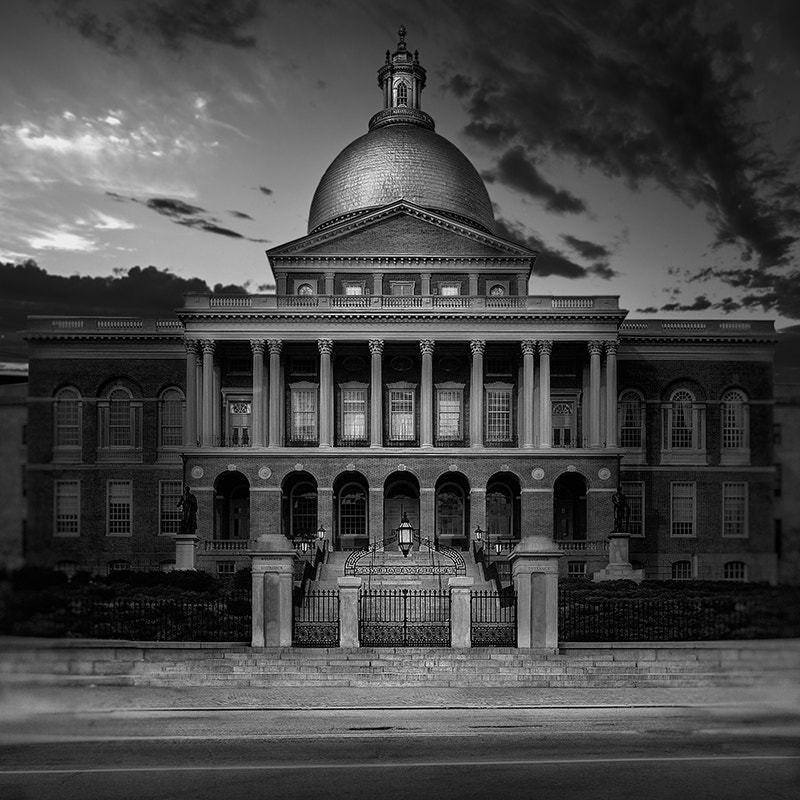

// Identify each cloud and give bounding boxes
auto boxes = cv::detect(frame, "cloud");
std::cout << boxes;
[258,186,273,196]
[229,210,254,220]
[561,235,612,261]
[443,0,800,269]
[47,0,262,55]
[483,146,587,214]
[24,230,97,252]
[495,217,614,280]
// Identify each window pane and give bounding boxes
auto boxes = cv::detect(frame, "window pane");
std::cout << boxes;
[291,388,318,441]
[437,488,463,538]
[55,389,81,447]
[291,483,317,538]
[341,389,367,440]
[486,389,511,441]
[619,391,642,448]
[620,481,644,535]
[108,481,132,536]
[672,560,692,580]
[722,391,746,449]
[723,561,746,581]
[670,390,694,448]
[109,389,132,447]
[389,389,415,440]
[55,480,80,535]
[440,284,460,296]
[437,389,461,439]
[722,482,747,537]
[670,482,694,536]
[159,481,183,535]
[160,390,184,447]
[339,486,366,538]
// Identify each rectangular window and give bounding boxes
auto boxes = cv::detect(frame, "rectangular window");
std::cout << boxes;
[485,357,512,377]
[217,561,236,578]
[343,282,364,295]
[552,401,573,447]
[291,357,317,376]
[670,482,695,537]
[159,481,183,535]
[390,281,415,296]
[389,389,415,441]
[54,480,80,537]
[436,388,462,440]
[486,388,512,442]
[621,481,644,536]
[160,396,184,447]
[567,561,587,578]
[341,388,367,442]
[291,387,318,442]
[722,482,748,537]
[56,399,81,447]
[107,480,132,536]
[439,282,461,296]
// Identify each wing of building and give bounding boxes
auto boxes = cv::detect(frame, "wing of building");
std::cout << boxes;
[24,29,778,584]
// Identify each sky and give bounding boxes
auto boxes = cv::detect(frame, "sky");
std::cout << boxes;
[1,0,799,364]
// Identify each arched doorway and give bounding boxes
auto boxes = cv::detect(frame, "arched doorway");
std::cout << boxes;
[383,472,420,548]
[281,472,318,542]
[553,472,587,540]
[333,471,369,551]
[435,472,470,550]
[214,471,250,540]
[486,472,521,547]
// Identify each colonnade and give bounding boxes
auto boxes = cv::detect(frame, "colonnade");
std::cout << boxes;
[183,338,619,449]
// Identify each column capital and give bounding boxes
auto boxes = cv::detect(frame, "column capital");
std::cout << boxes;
[323,271,335,279]
[605,340,619,357]
[317,338,334,355]
[521,340,536,356]
[588,340,603,356]
[419,339,435,356]
[470,339,486,356]
[250,339,266,355]
[368,339,384,355]
[538,340,553,356]
[267,339,283,356]
[184,339,199,355]
[200,339,216,355]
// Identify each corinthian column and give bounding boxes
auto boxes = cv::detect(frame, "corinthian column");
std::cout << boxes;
[250,339,266,447]
[605,341,618,448]
[539,340,553,448]
[369,339,384,447]
[470,340,485,448]
[521,340,536,448]
[184,340,198,447]
[200,340,215,446]
[420,339,435,447]
[318,338,334,447]
[588,340,602,448]
[267,339,282,447]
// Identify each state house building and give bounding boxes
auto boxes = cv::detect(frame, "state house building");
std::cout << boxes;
[25,31,778,583]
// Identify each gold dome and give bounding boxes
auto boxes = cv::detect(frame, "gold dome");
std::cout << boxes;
[307,122,495,234]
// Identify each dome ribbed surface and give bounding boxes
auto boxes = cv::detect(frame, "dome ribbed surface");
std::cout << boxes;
[308,123,494,233]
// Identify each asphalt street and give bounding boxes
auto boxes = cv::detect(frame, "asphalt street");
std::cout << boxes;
[1,688,799,800]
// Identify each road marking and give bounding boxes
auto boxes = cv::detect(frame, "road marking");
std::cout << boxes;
[2,755,798,775]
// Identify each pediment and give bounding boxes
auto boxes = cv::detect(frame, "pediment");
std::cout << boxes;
[268,202,535,261]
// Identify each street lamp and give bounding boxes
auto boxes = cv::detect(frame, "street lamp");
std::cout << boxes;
[494,540,503,557]
[299,538,310,554]
[474,524,484,544]
[317,524,326,541]
[398,512,414,557]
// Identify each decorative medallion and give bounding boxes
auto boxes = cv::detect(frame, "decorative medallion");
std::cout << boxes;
[226,463,237,472]
[448,463,458,472]
[439,356,461,373]
[343,355,366,372]
[532,468,545,481]
[397,463,407,471]
[190,466,204,479]
[346,463,356,472]
[598,467,611,481]
[501,464,509,472]
[258,467,272,480]
[567,464,576,472]
[294,463,304,471]
[390,355,413,372]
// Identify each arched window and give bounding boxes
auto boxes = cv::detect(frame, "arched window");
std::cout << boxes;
[662,387,705,463]
[290,481,318,540]
[338,483,367,541]
[54,387,82,457]
[721,389,749,463]
[436,483,465,540]
[159,388,184,448]
[98,385,142,459]
[671,560,692,580]
[618,389,644,449]
[489,284,506,296]
[297,283,314,295]
[396,81,408,106]
[723,560,747,582]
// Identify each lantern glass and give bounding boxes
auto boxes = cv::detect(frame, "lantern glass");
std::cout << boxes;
[398,513,413,557]
[317,524,325,540]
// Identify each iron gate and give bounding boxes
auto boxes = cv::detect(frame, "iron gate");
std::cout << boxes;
[471,589,517,647]
[359,588,451,646]
[293,589,339,647]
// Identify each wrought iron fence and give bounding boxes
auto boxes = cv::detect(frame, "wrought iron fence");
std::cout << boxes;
[359,588,450,646]
[558,591,778,641]
[471,589,517,647]
[293,589,339,647]
[4,592,252,641]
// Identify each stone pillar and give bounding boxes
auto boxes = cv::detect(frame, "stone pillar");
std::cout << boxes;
[251,339,266,447]
[369,487,383,547]
[369,339,384,447]
[324,272,335,295]
[195,351,203,444]
[338,577,362,648]
[469,274,479,296]
[588,340,602,448]
[421,273,432,296]
[201,340,215,446]
[449,576,474,648]
[212,363,221,445]
[538,340,553,448]
[249,535,296,647]
[420,486,435,545]
[516,272,528,295]
[469,488,486,546]
[184,340,198,447]
[510,536,562,650]
[605,341,618,448]
[174,534,199,570]
[470,340,485,448]
[318,486,333,540]
[318,338,334,447]
[268,340,282,447]
[420,339,435,447]
[521,340,536,448]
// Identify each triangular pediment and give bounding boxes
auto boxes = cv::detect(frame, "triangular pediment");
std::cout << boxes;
[267,201,535,261]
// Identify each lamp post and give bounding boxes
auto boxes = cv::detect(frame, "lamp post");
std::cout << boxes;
[317,524,325,542]
[398,512,413,557]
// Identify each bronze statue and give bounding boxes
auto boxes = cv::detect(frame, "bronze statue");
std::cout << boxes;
[177,485,198,535]
[612,486,629,532]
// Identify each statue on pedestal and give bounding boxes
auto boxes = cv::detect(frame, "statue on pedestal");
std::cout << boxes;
[612,486,629,532]
[177,485,198,535]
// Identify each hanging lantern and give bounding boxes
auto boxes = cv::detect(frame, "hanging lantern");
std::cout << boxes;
[398,512,414,557]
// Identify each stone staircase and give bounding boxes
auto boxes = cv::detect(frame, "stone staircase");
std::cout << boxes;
[1,639,799,688]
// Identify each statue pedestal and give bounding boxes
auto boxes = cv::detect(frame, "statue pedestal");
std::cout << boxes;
[592,532,643,583]
[174,534,199,570]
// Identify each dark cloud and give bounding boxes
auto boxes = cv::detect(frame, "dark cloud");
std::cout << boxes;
[495,217,614,280]
[701,266,800,319]
[46,0,262,54]
[561,235,612,261]
[659,296,714,312]
[258,186,274,196]
[145,197,206,217]
[443,0,800,269]
[483,147,587,214]
[229,210,254,220]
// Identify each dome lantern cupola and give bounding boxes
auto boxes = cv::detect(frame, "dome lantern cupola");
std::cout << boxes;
[370,25,434,132]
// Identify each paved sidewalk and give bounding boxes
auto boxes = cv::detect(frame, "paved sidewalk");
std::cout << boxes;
[2,683,799,715]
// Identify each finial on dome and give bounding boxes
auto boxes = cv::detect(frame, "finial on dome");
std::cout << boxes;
[385,49,390,64]
[398,24,407,50]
